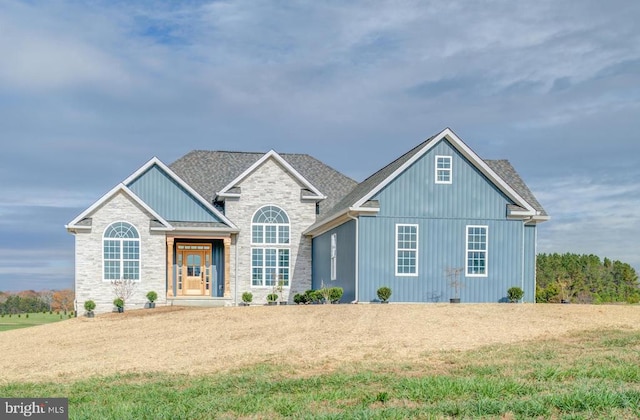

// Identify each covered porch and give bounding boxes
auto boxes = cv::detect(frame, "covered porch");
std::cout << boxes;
[166,234,233,303]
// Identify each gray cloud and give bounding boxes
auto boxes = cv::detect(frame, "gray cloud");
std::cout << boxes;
[1,0,639,289]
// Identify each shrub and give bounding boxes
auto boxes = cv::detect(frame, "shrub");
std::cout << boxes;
[84,300,96,311]
[377,286,392,302]
[508,286,524,303]
[267,293,278,303]
[113,297,124,308]
[303,290,319,304]
[25,314,29,318]
[328,287,344,304]
[146,291,158,303]
[242,292,253,303]
[293,293,307,305]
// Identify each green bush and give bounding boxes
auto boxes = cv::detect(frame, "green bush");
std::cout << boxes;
[328,287,344,304]
[113,297,124,308]
[242,292,253,303]
[146,291,158,303]
[84,300,96,311]
[266,293,278,303]
[507,286,524,303]
[377,286,392,302]
[293,293,307,304]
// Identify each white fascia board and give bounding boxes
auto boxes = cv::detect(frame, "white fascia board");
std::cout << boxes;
[216,192,241,198]
[125,157,239,230]
[447,131,536,214]
[302,194,327,201]
[66,183,173,231]
[304,207,379,237]
[217,150,326,199]
[348,206,380,214]
[352,128,536,213]
[303,211,351,237]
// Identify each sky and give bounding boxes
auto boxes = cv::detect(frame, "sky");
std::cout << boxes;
[1,0,639,291]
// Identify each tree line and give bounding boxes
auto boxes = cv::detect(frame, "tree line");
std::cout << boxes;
[536,253,640,304]
[0,289,75,314]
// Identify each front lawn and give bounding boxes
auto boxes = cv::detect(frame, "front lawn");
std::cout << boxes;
[0,312,72,332]
[2,329,639,419]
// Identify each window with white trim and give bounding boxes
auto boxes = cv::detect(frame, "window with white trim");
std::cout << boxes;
[103,222,140,280]
[330,233,337,281]
[435,155,452,184]
[395,224,418,276]
[466,225,488,276]
[251,205,290,286]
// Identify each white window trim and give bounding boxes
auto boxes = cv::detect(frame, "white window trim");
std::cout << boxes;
[435,155,453,184]
[251,247,290,288]
[250,205,291,246]
[395,224,419,277]
[102,221,141,282]
[330,233,337,281]
[465,225,488,277]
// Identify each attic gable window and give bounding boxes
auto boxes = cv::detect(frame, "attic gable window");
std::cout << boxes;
[435,155,452,184]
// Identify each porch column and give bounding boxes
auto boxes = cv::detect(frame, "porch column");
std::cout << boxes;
[224,237,231,298]
[166,237,174,298]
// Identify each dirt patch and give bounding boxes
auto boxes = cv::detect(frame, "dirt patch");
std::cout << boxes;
[1,303,639,383]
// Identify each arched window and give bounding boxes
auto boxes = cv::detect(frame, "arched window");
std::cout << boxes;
[251,206,289,287]
[103,222,140,280]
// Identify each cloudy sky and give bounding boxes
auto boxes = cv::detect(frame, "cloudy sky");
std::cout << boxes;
[1,0,639,291]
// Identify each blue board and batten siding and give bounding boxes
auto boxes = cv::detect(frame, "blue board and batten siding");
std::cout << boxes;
[349,139,536,303]
[312,220,357,302]
[127,165,223,223]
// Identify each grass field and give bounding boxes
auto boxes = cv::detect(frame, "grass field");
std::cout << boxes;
[0,312,72,332]
[1,304,640,418]
[1,328,639,418]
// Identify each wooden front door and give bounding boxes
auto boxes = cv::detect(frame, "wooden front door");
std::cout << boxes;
[177,244,211,296]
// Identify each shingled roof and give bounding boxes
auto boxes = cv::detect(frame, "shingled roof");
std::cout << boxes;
[169,151,358,215]
[484,160,547,216]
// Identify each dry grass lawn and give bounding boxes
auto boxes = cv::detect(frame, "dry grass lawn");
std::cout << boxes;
[1,303,639,383]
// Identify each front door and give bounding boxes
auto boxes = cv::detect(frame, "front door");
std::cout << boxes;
[184,251,205,295]
[176,244,212,296]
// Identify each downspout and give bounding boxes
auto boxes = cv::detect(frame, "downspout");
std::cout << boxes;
[347,212,359,303]
[522,217,534,302]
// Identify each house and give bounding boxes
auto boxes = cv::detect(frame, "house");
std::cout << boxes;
[66,128,548,313]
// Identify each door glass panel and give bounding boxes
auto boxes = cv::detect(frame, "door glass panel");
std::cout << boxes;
[187,254,202,276]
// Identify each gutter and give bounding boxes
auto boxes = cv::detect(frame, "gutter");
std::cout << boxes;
[346,212,359,303]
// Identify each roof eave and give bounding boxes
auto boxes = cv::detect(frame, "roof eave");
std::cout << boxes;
[304,207,379,237]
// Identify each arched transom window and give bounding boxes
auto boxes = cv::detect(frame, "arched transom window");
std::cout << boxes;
[103,222,140,280]
[251,205,289,287]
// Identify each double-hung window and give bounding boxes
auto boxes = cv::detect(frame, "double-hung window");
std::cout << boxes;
[251,205,290,287]
[103,222,140,281]
[435,155,452,184]
[466,225,488,276]
[396,224,418,276]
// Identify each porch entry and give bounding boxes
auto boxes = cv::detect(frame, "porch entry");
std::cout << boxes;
[176,243,222,296]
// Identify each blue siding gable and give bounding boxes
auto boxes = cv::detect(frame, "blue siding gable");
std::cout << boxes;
[127,164,224,223]
[372,139,513,220]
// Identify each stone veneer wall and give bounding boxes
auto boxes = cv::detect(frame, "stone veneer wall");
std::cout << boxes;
[74,192,166,314]
[226,158,316,304]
